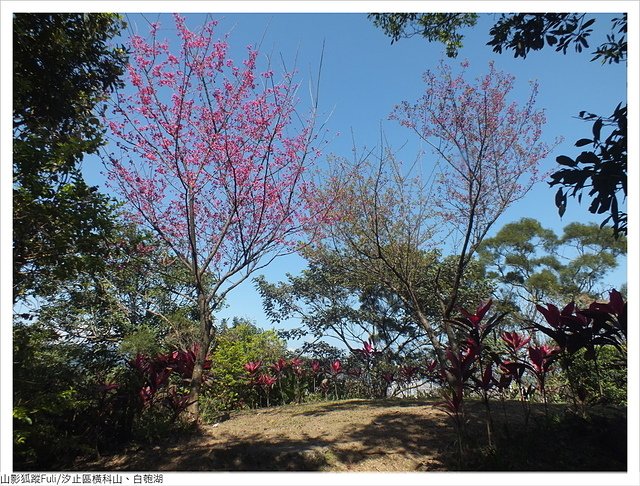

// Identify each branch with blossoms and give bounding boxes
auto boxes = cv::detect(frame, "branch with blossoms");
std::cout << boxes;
[313,60,555,395]
[105,14,334,420]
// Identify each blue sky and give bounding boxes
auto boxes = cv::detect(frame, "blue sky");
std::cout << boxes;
[81,11,629,348]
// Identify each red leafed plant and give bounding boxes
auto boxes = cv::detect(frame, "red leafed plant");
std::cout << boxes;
[330,359,343,375]
[441,300,507,450]
[501,331,531,353]
[244,360,262,375]
[531,290,626,408]
[129,345,212,415]
[310,360,322,375]
[271,357,288,375]
[527,344,560,412]
[257,373,278,407]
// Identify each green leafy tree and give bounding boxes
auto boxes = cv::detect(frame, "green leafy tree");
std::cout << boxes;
[13,13,128,300]
[371,12,626,64]
[257,247,429,359]
[13,322,102,469]
[368,13,478,57]
[13,224,201,469]
[257,246,491,360]
[487,13,626,64]
[479,218,626,321]
[30,224,200,358]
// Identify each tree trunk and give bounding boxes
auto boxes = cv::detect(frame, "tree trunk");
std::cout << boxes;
[186,290,215,421]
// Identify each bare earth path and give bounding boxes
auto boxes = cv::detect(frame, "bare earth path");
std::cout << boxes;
[79,398,625,472]
[82,399,456,471]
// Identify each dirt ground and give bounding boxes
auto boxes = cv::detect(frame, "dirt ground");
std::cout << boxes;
[78,398,626,472]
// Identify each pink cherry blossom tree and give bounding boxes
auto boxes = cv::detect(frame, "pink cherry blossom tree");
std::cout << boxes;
[106,15,329,419]
[318,60,555,376]
[391,59,556,322]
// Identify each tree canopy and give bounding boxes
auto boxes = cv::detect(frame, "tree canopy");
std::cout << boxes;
[369,12,627,238]
[479,217,626,320]
[368,13,478,57]
[13,13,128,300]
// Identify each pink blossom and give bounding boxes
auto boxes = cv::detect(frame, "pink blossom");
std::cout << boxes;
[105,14,332,309]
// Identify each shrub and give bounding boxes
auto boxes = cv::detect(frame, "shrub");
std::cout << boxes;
[202,319,286,418]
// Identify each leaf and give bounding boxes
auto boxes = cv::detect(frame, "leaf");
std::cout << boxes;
[575,138,593,147]
[576,151,601,166]
[555,188,567,217]
[556,155,577,167]
[545,35,558,46]
[592,118,603,141]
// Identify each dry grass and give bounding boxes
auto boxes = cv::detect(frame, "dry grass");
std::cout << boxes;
[77,398,626,472]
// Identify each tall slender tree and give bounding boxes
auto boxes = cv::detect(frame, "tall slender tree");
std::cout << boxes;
[317,61,553,377]
[106,15,330,419]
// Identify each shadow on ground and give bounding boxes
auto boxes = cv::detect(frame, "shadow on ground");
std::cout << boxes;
[74,399,626,472]
[294,398,428,416]
[81,409,452,471]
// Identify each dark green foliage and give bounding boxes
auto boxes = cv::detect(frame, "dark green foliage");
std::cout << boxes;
[368,13,478,57]
[488,13,596,58]
[13,323,131,469]
[484,13,628,238]
[563,346,626,406]
[13,13,128,300]
[13,224,200,469]
[487,13,627,64]
[590,15,627,64]
[31,224,200,354]
[479,218,626,319]
[550,104,627,238]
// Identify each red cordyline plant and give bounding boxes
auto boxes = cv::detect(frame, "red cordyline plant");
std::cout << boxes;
[289,357,305,403]
[439,300,506,450]
[534,289,627,356]
[498,330,534,421]
[310,359,322,375]
[423,358,438,377]
[527,344,560,412]
[256,373,277,407]
[106,14,333,420]
[309,359,322,394]
[128,346,211,419]
[501,331,531,353]
[244,361,262,375]
[530,290,626,409]
[270,357,289,403]
[271,357,288,375]
[330,359,343,375]
[329,359,343,400]
[358,340,379,359]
